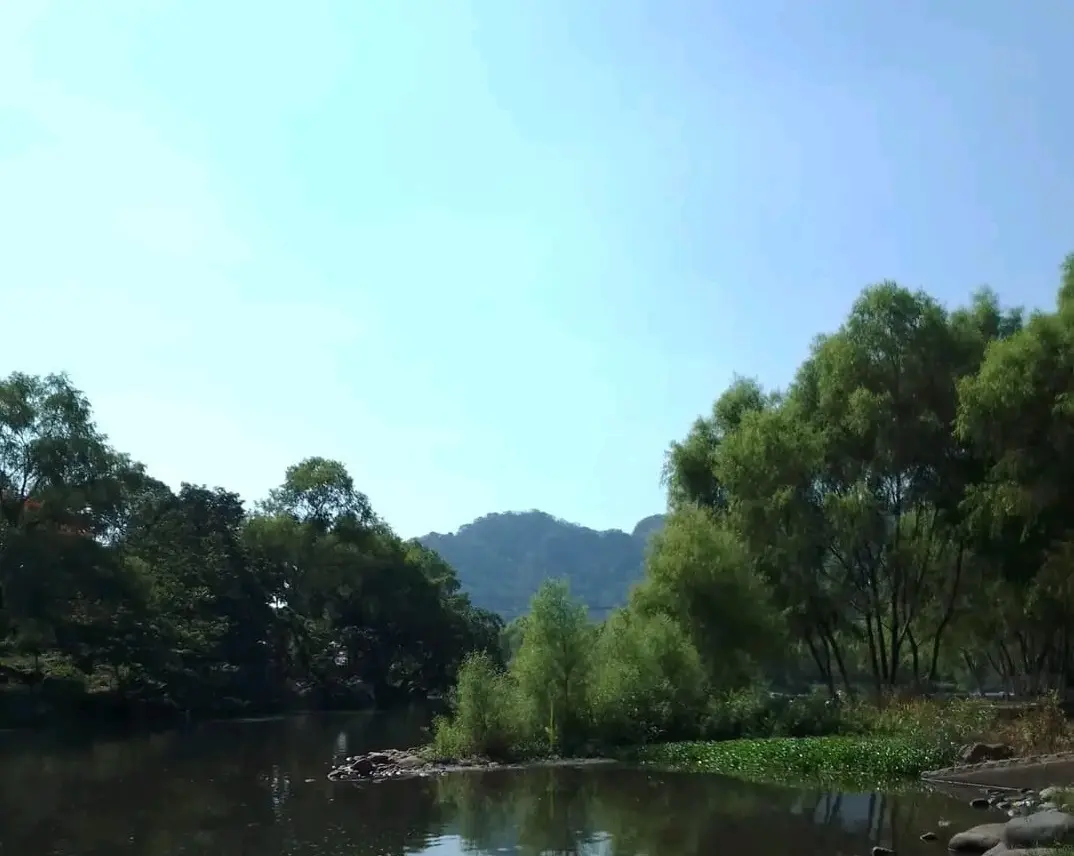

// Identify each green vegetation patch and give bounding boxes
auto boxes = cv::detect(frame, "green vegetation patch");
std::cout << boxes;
[636,736,960,789]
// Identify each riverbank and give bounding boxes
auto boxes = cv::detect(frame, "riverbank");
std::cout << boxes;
[939,787,1074,855]
[326,736,994,789]
[423,690,1074,790]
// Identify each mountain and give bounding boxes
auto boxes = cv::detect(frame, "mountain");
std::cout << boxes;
[418,511,667,620]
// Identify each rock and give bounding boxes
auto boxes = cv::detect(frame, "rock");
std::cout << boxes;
[961,743,1016,764]
[395,755,426,770]
[326,748,437,782]
[1004,809,1074,848]
[919,832,938,842]
[872,847,894,856]
[972,797,993,809]
[1039,787,1060,801]
[949,823,1008,853]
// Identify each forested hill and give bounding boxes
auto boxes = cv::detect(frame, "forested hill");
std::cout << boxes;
[418,511,667,619]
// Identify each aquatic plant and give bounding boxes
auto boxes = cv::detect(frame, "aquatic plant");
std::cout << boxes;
[636,735,959,788]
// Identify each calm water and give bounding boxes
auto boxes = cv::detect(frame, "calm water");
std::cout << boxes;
[0,712,993,856]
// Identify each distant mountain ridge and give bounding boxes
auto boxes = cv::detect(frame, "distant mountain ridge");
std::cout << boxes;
[418,510,667,620]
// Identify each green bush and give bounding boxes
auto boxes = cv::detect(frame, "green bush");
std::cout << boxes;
[589,610,707,745]
[862,696,996,745]
[429,578,1008,780]
[431,651,519,760]
[700,688,852,740]
[432,582,711,758]
[509,580,594,754]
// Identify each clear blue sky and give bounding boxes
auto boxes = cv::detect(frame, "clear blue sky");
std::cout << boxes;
[2,1,1071,538]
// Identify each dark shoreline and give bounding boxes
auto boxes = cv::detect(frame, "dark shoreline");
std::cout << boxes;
[0,685,445,736]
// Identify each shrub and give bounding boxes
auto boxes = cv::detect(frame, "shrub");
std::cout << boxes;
[430,651,518,760]
[995,692,1074,754]
[863,696,995,746]
[700,687,851,740]
[589,610,707,745]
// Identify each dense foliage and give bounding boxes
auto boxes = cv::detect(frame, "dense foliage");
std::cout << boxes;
[0,374,502,725]
[419,512,665,619]
[432,253,1074,766]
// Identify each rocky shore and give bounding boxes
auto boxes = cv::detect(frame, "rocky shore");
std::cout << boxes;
[326,748,487,782]
[326,748,617,783]
[937,786,1074,856]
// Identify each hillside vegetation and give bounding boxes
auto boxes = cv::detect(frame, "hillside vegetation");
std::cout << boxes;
[420,512,666,619]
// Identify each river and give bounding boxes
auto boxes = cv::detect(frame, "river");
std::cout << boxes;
[0,711,992,856]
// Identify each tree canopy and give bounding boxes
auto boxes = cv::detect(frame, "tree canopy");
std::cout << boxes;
[652,255,1074,696]
[0,374,502,722]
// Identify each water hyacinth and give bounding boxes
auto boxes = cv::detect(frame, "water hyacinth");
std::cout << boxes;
[636,736,961,789]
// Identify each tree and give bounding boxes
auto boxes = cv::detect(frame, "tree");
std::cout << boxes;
[632,506,780,688]
[0,373,503,722]
[956,262,1074,692]
[260,456,379,531]
[0,372,140,678]
[661,270,1031,694]
[511,580,594,751]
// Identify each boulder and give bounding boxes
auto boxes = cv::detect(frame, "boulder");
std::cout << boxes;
[327,748,433,782]
[949,823,1008,853]
[1004,810,1074,848]
[960,743,1016,764]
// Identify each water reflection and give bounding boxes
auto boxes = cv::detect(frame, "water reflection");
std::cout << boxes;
[0,713,991,856]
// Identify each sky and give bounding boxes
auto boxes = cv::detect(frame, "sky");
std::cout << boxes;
[1,1,1072,539]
